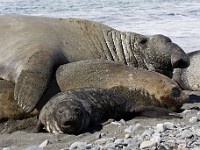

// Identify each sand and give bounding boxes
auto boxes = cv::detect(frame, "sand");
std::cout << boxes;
[0,102,200,150]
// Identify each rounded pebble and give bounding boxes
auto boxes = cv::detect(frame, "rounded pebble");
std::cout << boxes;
[142,129,154,139]
[69,142,87,150]
[114,139,124,144]
[189,116,198,123]
[95,138,114,145]
[140,140,154,149]
[124,125,133,133]
[125,134,131,139]
[25,146,43,150]
[39,139,50,148]
[156,123,165,132]
[163,122,175,129]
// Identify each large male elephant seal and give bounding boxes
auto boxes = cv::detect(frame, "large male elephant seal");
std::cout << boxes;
[57,60,188,112]
[173,50,200,96]
[36,88,182,134]
[0,15,189,112]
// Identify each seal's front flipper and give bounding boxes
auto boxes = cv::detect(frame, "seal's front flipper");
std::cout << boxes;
[15,51,55,113]
[133,106,182,119]
[33,120,45,133]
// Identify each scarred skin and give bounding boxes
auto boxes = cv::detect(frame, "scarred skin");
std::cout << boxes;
[0,15,189,112]
[36,88,183,134]
[57,60,188,112]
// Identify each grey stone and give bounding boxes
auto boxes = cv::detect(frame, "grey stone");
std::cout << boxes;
[69,142,87,150]
[163,122,176,129]
[156,123,165,132]
[95,138,114,145]
[140,140,154,149]
[104,143,116,149]
[114,139,124,145]
[142,129,154,139]
[124,126,133,133]
[39,139,50,148]
[189,116,198,123]
[25,146,43,150]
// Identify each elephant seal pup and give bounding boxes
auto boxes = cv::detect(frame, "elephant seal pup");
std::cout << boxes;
[57,60,188,112]
[173,50,200,91]
[0,15,189,113]
[0,80,37,121]
[36,88,182,134]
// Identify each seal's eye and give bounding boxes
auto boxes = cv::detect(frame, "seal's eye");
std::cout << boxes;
[74,108,81,113]
[139,38,147,45]
[58,110,64,114]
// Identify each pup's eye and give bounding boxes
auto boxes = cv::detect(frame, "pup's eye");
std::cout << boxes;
[74,108,81,113]
[58,110,63,114]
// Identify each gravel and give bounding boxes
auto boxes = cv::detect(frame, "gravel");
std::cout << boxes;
[1,103,200,150]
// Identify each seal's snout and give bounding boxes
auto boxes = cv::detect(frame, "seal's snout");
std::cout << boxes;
[60,107,83,126]
[171,87,181,97]
[172,56,190,68]
[171,43,190,69]
[171,86,189,106]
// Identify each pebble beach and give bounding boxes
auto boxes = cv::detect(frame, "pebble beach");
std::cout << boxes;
[0,103,200,150]
[1,0,200,149]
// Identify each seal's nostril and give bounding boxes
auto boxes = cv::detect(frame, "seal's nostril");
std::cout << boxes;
[172,57,190,68]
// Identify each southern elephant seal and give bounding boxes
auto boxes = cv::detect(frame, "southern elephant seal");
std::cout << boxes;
[173,50,200,91]
[36,88,182,134]
[0,15,189,112]
[173,50,200,97]
[0,80,37,121]
[56,60,188,112]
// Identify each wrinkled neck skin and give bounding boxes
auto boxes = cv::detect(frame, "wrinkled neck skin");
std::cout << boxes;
[103,30,148,69]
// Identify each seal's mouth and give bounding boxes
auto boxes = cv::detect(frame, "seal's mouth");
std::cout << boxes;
[170,87,188,111]
[159,87,188,111]
[60,118,83,134]
[146,64,173,78]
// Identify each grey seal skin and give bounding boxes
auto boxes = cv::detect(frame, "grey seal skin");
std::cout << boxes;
[0,15,189,112]
[57,60,188,112]
[36,88,182,134]
[0,80,37,121]
[173,50,200,91]
[173,50,200,98]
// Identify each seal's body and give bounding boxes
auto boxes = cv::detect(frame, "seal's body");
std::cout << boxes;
[37,88,182,134]
[57,60,188,112]
[0,15,189,112]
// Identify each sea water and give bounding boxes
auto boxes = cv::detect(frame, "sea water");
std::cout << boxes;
[0,0,200,53]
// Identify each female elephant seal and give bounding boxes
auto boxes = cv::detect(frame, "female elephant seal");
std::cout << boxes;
[173,50,200,91]
[0,15,189,113]
[36,88,182,134]
[57,60,188,112]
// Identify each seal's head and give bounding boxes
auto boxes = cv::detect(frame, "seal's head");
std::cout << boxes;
[53,100,90,134]
[158,85,188,112]
[134,34,189,78]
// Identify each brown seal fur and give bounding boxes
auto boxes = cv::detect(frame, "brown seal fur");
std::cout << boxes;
[0,15,189,113]
[36,88,182,134]
[0,80,38,121]
[57,60,188,112]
